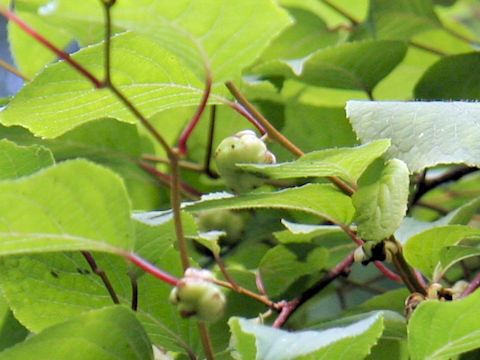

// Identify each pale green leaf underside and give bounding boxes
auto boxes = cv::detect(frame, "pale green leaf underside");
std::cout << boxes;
[0,159,134,256]
[0,139,54,180]
[185,184,355,224]
[0,306,153,360]
[239,140,390,184]
[252,40,407,92]
[229,312,383,360]
[20,0,292,81]
[274,220,343,244]
[408,290,480,360]
[346,101,480,173]
[353,159,410,242]
[404,225,480,279]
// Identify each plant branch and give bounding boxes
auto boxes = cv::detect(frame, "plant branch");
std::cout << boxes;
[101,0,115,85]
[273,252,355,328]
[129,272,139,311]
[411,165,478,206]
[178,71,213,155]
[141,155,204,172]
[0,6,104,88]
[461,271,480,298]
[225,81,355,195]
[213,253,239,290]
[198,322,215,360]
[81,251,120,304]
[0,58,30,81]
[320,0,358,25]
[138,160,202,200]
[204,105,219,178]
[126,252,179,286]
[225,100,266,134]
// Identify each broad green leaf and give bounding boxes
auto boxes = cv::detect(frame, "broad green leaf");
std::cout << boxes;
[240,140,390,184]
[22,0,292,81]
[0,294,28,351]
[415,53,480,100]
[0,219,199,355]
[0,306,153,360]
[366,0,441,40]
[252,40,407,93]
[0,32,212,138]
[259,245,328,297]
[0,139,54,180]
[353,159,410,242]
[188,231,223,257]
[229,312,384,359]
[185,184,355,224]
[440,245,480,275]
[408,290,480,360]
[346,101,480,172]
[271,102,357,161]
[8,12,72,78]
[403,225,480,279]
[0,160,134,255]
[0,120,162,210]
[258,7,338,61]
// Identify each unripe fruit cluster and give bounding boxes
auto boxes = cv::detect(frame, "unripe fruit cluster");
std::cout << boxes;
[215,130,276,193]
[169,268,226,322]
[196,209,246,246]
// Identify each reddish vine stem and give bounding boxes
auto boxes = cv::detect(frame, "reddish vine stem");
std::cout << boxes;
[178,72,213,155]
[0,6,104,88]
[461,271,480,298]
[81,251,120,304]
[225,100,266,134]
[126,253,180,286]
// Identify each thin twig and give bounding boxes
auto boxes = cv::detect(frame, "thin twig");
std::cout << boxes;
[213,253,239,290]
[461,271,480,298]
[321,0,359,25]
[126,253,179,286]
[204,105,219,178]
[81,251,120,304]
[141,155,204,172]
[178,72,212,155]
[273,252,355,328]
[411,166,478,206]
[0,6,104,88]
[0,58,30,81]
[225,100,266,134]
[129,272,139,311]
[198,322,215,360]
[101,0,115,85]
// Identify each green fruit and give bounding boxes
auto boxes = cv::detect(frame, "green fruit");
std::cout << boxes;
[169,269,226,322]
[196,209,246,245]
[215,130,276,193]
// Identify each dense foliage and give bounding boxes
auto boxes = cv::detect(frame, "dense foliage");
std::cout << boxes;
[0,0,479,359]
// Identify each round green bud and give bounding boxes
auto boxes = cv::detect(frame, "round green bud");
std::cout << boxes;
[196,209,247,246]
[169,269,226,322]
[215,130,276,193]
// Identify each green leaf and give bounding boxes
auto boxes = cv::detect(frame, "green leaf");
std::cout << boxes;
[21,0,292,81]
[0,160,134,255]
[252,40,407,93]
[259,245,328,297]
[185,184,355,224]
[229,312,384,359]
[0,294,28,351]
[440,245,480,275]
[0,120,162,210]
[353,159,410,242]
[403,225,480,279]
[189,231,223,257]
[366,0,441,40]
[415,53,480,100]
[0,139,54,181]
[239,140,390,184]
[408,290,480,360]
[0,306,153,360]
[258,7,338,61]
[346,101,480,172]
